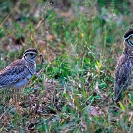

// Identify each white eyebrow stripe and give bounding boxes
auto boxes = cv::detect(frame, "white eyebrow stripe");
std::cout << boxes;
[23,52,37,57]
[25,51,36,54]
[124,34,133,40]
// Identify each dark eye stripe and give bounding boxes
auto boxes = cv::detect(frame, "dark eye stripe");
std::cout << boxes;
[124,34,133,40]
[128,39,133,46]
[23,52,36,57]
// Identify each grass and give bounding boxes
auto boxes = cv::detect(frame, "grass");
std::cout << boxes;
[0,0,133,132]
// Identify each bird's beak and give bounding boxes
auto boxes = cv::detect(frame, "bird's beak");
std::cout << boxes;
[39,53,44,64]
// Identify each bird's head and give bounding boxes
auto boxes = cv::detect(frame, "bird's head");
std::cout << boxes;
[123,29,133,55]
[23,48,38,63]
[124,28,133,48]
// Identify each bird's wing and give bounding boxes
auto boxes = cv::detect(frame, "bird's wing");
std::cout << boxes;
[0,59,31,87]
[114,55,132,102]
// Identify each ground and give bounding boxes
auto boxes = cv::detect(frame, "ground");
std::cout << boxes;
[0,0,133,132]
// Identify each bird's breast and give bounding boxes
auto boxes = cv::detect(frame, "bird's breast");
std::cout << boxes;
[129,64,133,88]
[9,78,29,89]
[9,73,32,89]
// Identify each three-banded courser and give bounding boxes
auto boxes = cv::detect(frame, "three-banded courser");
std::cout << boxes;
[114,29,133,102]
[0,48,38,104]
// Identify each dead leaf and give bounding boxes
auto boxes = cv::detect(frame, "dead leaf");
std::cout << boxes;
[88,106,104,117]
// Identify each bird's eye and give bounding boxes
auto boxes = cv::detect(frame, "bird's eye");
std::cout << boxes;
[129,36,133,41]
[129,36,133,44]
[30,53,33,56]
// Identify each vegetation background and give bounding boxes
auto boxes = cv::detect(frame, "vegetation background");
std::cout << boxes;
[0,0,132,132]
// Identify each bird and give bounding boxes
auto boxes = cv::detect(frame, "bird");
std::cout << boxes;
[114,28,133,102]
[0,48,38,105]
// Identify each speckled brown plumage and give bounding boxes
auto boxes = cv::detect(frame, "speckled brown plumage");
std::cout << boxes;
[114,29,133,102]
[0,48,38,89]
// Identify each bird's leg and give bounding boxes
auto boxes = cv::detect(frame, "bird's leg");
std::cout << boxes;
[14,88,19,107]
[13,88,22,115]
[14,88,17,106]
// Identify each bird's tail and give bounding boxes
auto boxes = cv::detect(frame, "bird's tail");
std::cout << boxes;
[114,84,123,102]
